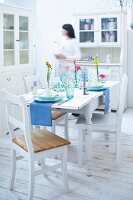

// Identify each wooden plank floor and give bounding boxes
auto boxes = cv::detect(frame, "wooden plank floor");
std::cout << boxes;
[0,109,133,199]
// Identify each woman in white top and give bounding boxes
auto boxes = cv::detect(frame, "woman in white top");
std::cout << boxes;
[55,24,81,117]
[55,24,81,78]
[55,24,81,61]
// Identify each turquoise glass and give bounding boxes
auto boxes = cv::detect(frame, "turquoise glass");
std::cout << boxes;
[66,87,74,100]
[52,77,65,92]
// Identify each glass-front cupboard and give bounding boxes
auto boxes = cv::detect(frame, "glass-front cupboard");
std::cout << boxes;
[77,14,121,46]
[0,4,33,135]
[2,9,32,68]
[75,11,127,110]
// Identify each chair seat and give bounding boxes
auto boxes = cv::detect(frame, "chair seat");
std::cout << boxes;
[52,111,67,121]
[92,112,117,126]
[13,129,70,153]
[77,112,117,131]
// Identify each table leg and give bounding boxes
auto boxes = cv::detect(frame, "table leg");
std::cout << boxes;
[84,104,92,176]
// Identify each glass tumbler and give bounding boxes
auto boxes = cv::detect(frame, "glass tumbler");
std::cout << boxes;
[66,86,74,100]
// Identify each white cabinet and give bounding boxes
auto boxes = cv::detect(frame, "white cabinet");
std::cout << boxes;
[75,11,127,110]
[1,5,33,70]
[76,12,121,47]
[0,4,34,136]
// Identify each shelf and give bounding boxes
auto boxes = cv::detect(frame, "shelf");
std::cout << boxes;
[80,29,118,32]
[19,30,28,33]
[19,49,29,51]
[80,30,94,32]
[77,61,121,66]
[79,44,121,48]
[3,29,14,32]
[4,49,14,51]
[101,29,117,31]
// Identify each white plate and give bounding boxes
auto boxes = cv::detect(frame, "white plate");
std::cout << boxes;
[34,95,63,102]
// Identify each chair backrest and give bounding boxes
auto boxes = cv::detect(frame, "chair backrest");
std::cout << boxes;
[3,90,34,154]
[23,75,42,93]
[117,74,128,121]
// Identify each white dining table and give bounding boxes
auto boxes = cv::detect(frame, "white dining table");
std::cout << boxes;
[24,81,120,176]
[52,81,120,175]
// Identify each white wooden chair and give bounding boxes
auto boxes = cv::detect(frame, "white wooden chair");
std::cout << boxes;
[3,90,70,200]
[23,75,42,93]
[23,75,69,139]
[76,74,128,167]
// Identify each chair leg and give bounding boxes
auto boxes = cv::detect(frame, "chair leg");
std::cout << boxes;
[64,114,69,140]
[62,146,69,193]
[41,159,47,177]
[28,160,34,200]
[9,149,16,190]
[78,125,83,166]
[51,121,59,159]
[51,121,56,133]
[105,133,110,147]
[116,128,121,168]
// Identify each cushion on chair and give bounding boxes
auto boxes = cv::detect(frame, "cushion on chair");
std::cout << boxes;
[52,112,67,120]
[13,129,70,153]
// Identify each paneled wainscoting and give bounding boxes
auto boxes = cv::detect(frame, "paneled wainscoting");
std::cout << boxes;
[0,109,133,200]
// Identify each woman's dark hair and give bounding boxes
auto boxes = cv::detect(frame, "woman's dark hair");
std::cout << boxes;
[62,24,75,38]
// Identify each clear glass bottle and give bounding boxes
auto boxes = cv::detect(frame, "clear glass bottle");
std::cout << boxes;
[31,80,38,95]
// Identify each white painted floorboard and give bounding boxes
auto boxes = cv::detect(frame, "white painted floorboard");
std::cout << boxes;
[0,109,133,200]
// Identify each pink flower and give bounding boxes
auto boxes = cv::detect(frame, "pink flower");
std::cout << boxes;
[99,74,106,79]
[76,66,81,70]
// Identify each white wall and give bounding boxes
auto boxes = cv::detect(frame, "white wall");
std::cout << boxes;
[35,0,118,80]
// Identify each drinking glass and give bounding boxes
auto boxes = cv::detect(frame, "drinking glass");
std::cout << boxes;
[52,77,63,92]
[66,86,74,100]
[31,85,38,95]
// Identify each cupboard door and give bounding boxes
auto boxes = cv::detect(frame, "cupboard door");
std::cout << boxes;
[3,13,15,66]
[19,16,29,65]
[79,18,94,43]
[2,10,32,69]
[76,16,97,46]
[99,15,120,46]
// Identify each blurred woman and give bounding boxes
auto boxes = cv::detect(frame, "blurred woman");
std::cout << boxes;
[55,23,81,61]
[55,24,81,117]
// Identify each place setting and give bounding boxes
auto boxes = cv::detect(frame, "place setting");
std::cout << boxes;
[33,89,63,103]
[87,82,108,91]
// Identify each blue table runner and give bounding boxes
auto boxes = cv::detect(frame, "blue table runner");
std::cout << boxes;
[103,88,110,114]
[88,87,110,114]
[30,101,53,126]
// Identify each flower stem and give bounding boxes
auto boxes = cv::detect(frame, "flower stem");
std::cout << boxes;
[74,66,78,87]
[96,65,99,81]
